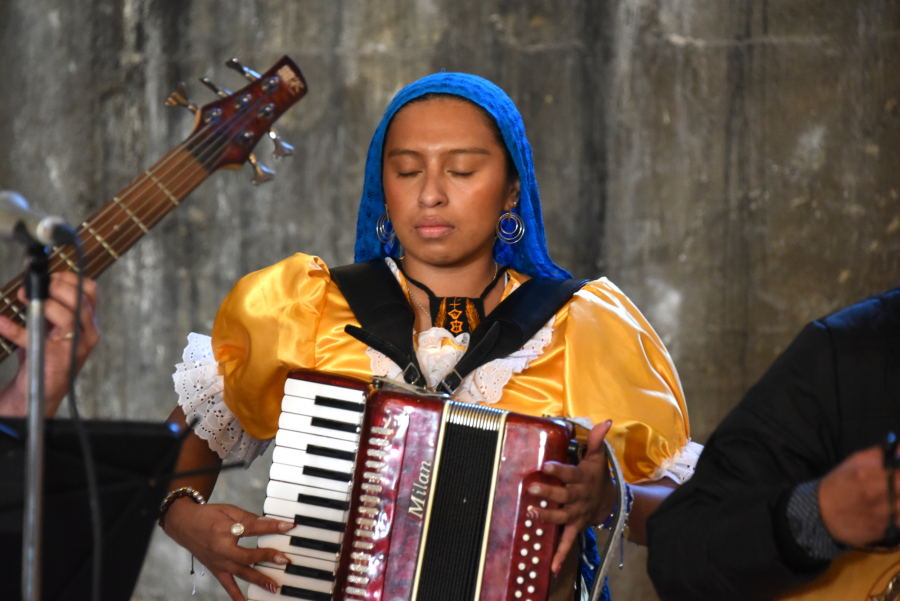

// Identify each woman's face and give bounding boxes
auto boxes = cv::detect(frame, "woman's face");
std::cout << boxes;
[382,97,519,269]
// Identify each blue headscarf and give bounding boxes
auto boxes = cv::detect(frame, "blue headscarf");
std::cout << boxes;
[353,72,571,279]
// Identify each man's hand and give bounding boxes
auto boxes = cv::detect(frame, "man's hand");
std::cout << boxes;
[0,272,99,416]
[819,445,899,547]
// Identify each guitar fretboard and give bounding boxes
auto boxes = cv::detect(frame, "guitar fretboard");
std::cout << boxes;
[0,145,209,362]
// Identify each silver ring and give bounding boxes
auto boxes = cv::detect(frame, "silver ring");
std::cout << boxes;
[230,522,245,537]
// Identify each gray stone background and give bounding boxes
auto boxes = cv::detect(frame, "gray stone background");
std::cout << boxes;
[1,0,899,599]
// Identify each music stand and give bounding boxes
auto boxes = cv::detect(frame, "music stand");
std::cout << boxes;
[0,418,185,601]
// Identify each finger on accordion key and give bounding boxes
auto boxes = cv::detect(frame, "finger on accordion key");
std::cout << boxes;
[257,550,337,574]
[255,564,334,594]
[264,515,344,545]
[258,533,340,562]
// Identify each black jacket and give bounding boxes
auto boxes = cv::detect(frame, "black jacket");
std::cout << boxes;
[647,287,900,600]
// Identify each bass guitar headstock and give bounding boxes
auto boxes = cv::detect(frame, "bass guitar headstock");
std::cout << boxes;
[166,56,307,183]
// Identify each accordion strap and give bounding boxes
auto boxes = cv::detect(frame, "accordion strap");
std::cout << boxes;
[330,259,425,387]
[330,259,588,392]
[437,276,589,394]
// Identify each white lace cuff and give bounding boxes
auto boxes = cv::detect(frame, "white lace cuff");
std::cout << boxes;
[567,417,703,485]
[650,440,704,484]
[173,333,271,465]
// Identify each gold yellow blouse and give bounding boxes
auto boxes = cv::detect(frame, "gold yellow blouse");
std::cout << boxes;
[212,253,690,483]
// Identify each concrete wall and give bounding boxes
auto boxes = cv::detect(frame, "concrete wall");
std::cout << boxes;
[1,1,898,599]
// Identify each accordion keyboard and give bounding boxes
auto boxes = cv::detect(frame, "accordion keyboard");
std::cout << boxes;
[248,376,367,601]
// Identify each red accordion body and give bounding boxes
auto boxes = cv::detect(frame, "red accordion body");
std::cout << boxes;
[249,370,578,601]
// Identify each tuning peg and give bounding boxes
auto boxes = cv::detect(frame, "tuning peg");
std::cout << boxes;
[165,82,199,113]
[248,154,275,185]
[226,58,262,82]
[199,77,231,98]
[268,130,294,159]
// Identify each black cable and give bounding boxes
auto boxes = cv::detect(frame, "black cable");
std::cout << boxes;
[64,240,103,601]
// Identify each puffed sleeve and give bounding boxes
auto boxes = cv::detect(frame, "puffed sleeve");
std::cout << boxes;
[563,278,692,484]
[212,253,331,440]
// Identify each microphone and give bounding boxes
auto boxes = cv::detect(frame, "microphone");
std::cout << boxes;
[0,191,77,247]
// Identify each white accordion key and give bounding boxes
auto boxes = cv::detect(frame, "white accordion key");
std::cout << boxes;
[273,447,355,474]
[281,395,364,425]
[258,533,340,562]
[284,378,366,404]
[258,550,337,574]
[275,429,358,454]
[270,463,352,493]
[266,480,350,505]
[278,412,360,442]
[262,515,344,545]
[264,497,347,525]
[253,564,333,595]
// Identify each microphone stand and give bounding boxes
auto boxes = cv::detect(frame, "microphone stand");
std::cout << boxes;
[22,242,50,601]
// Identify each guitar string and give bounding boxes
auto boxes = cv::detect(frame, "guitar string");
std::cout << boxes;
[0,118,222,306]
[75,90,276,275]
[4,89,273,295]
[77,88,280,270]
[0,110,254,355]
[0,89,282,354]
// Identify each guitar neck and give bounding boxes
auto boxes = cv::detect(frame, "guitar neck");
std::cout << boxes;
[0,144,211,363]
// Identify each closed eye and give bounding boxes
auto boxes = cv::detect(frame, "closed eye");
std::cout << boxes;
[450,171,474,177]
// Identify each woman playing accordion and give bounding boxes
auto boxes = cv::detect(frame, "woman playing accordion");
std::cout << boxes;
[161,73,700,601]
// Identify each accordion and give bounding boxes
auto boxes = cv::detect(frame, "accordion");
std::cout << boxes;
[247,370,587,601]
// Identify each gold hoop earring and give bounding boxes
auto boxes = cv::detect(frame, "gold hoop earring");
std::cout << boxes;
[376,211,395,244]
[496,210,525,244]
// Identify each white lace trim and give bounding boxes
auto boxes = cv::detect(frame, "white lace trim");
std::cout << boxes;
[645,440,704,484]
[369,259,555,404]
[567,417,703,484]
[173,333,270,465]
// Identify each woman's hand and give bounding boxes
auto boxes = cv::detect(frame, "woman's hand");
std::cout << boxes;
[163,499,296,601]
[0,272,100,417]
[527,420,617,574]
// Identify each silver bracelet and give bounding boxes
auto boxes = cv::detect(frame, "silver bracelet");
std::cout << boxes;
[158,486,206,528]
